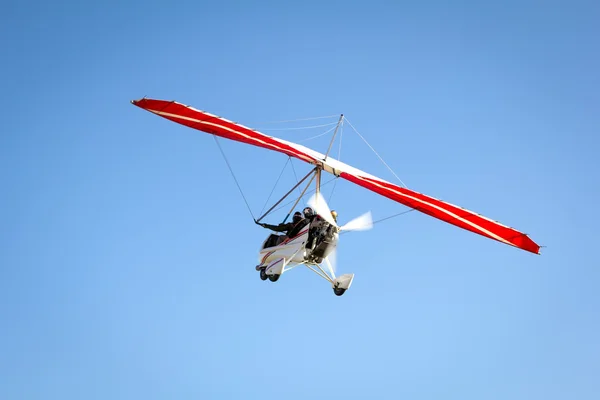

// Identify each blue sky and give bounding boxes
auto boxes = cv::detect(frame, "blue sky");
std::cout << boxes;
[1,1,599,399]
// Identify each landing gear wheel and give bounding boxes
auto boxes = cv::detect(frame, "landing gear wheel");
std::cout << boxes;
[268,274,280,282]
[333,287,346,296]
[259,268,268,281]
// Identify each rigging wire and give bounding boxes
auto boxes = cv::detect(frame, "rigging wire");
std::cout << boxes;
[270,177,338,215]
[372,208,416,225]
[340,208,416,235]
[319,116,413,228]
[289,158,303,200]
[211,112,412,229]
[298,125,338,143]
[327,176,340,204]
[212,136,255,220]
[259,157,291,216]
[289,158,320,210]
[258,122,339,131]
[343,117,408,188]
[257,114,340,124]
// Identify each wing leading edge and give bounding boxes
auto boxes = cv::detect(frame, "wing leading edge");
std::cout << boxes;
[132,98,540,255]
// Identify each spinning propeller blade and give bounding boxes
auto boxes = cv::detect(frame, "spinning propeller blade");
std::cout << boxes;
[325,247,337,274]
[307,192,373,232]
[307,192,338,227]
[307,191,372,277]
[340,211,373,232]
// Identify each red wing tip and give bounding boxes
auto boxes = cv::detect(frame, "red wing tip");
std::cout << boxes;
[131,98,145,106]
[528,245,542,255]
[535,245,546,255]
[131,96,156,105]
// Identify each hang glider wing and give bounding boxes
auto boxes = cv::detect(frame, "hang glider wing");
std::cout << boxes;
[132,98,540,255]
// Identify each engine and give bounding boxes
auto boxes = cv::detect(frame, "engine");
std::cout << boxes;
[305,216,339,263]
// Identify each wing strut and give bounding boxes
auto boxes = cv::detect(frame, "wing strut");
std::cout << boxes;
[255,167,318,223]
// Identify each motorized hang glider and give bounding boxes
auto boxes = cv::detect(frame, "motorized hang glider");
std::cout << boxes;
[131,98,540,295]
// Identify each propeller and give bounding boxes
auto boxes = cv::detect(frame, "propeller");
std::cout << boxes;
[307,192,373,232]
[325,246,338,275]
[307,191,337,226]
[339,211,373,232]
[307,192,373,275]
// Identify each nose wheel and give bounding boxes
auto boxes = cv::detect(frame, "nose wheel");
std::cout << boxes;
[258,267,280,282]
[259,268,268,281]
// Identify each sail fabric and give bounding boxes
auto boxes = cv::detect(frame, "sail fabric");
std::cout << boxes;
[132,98,318,164]
[340,173,540,254]
[132,98,540,254]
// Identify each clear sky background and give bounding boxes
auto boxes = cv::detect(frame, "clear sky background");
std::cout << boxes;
[1,1,599,399]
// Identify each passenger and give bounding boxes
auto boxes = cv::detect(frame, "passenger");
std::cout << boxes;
[284,207,314,238]
[257,211,304,237]
[331,210,338,223]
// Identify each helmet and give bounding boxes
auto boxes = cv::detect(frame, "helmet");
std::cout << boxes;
[292,211,302,223]
[303,207,314,218]
[331,210,338,222]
